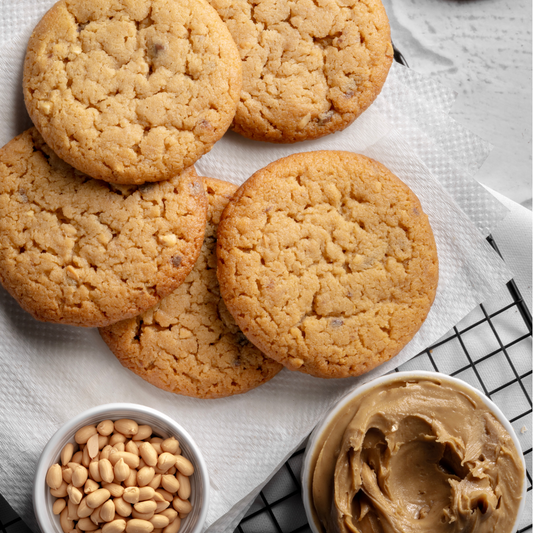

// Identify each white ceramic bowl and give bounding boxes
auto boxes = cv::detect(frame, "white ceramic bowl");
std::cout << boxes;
[301,371,527,533]
[34,403,210,533]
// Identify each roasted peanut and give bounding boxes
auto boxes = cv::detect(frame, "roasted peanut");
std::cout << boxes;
[82,446,91,467]
[109,434,126,446]
[50,480,69,498]
[132,510,155,521]
[125,441,139,456]
[150,443,162,455]
[147,474,162,490]
[123,487,140,504]
[101,501,116,523]
[102,519,126,533]
[160,476,179,495]
[53,498,67,515]
[134,501,157,515]
[113,497,132,518]
[149,515,169,529]
[87,489,111,509]
[97,421,114,437]
[87,433,100,459]
[60,507,74,533]
[77,517,98,531]
[109,451,140,470]
[156,454,175,473]
[126,519,154,533]
[100,446,114,461]
[90,505,102,525]
[67,497,79,520]
[159,509,177,524]
[124,469,137,488]
[85,479,99,494]
[61,443,75,466]
[171,498,191,515]
[101,483,124,498]
[75,426,97,445]
[62,466,73,484]
[155,489,173,503]
[160,438,179,455]
[154,501,170,514]
[72,465,89,488]
[47,463,63,490]
[138,443,158,468]
[99,459,114,484]
[98,436,110,450]
[162,517,180,533]
[173,456,193,477]
[151,492,165,503]
[132,425,152,442]
[114,459,130,482]
[176,474,190,501]
[72,451,83,464]
[138,487,155,501]
[89,461,103,483]
[113,442,125,452]
[114,420,139,438]
[78,498,93,518]
[67,484,83,505]
[137,467,155,487]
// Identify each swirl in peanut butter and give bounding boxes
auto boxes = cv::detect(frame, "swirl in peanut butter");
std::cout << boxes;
[311,378,524,533]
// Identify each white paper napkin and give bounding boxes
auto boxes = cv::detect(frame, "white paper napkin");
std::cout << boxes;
[0,4,518,532]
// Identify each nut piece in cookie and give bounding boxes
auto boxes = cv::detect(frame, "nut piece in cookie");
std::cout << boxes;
[216,151,438,378]
[23,0,242,184]
[0,128,207,327]
[100,177,283,398]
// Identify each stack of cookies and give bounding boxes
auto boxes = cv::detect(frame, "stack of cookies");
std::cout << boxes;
[0,0,437,399]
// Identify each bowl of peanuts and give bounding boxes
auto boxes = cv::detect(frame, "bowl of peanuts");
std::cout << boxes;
[33,403,209,533]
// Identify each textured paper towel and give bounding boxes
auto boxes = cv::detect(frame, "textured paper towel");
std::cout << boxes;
[0,3,515,532]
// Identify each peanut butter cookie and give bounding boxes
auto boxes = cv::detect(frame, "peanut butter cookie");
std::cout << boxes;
[23,0,242,184]
[100,177,283,398]
[216,151,438,378]
[208,0,393,142]
[0,128,207,327]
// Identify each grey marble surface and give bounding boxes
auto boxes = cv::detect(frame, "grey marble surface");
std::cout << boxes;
[382,0,532,209]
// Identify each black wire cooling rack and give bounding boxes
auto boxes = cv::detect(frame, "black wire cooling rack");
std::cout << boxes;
[234,235,532,533]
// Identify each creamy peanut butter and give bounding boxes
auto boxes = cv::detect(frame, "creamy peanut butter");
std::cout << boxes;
[310,377,524,533]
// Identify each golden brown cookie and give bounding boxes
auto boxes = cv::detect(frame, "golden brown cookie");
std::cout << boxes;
[23,0,242,185]
[216,151,439,378]
[99,177,283,398]
[208,0,393,143]
[0,128,207,327]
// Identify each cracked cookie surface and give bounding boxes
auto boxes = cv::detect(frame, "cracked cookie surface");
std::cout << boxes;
[216,151,438,378]
[100,177,283,398]
[0,128,207,327]
[208,0,393,142]
[23,0,242,184]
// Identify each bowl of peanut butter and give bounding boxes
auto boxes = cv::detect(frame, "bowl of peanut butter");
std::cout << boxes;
[302,371,526,533]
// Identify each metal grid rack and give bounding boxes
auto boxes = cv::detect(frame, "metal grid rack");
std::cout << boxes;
[234,235,532,533]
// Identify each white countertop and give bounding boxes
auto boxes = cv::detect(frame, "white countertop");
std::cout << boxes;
[382,0,532,209]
